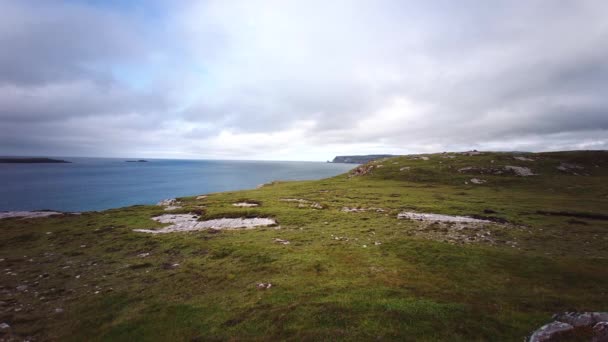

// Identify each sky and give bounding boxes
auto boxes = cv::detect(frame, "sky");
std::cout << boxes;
[1,0,607,161]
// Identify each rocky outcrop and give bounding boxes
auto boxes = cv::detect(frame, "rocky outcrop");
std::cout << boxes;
[528,312,608,341]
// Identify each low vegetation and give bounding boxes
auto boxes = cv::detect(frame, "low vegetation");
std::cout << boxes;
[1,151,607,341]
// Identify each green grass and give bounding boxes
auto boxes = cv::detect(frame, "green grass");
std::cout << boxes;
[1,151,607,341]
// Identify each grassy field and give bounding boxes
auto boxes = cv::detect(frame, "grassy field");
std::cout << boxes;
[1,151,607,341]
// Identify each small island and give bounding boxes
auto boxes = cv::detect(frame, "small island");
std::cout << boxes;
[126,160,148,162]
[0,157,71,163]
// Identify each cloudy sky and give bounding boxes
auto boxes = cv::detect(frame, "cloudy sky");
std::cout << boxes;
[1,0,607,160]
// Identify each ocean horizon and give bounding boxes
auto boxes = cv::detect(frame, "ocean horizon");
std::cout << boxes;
[0,157,355,212]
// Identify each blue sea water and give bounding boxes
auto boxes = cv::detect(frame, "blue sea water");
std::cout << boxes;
[0,158,355,212]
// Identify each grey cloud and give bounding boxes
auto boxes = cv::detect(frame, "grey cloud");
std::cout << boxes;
[1,0,607,159]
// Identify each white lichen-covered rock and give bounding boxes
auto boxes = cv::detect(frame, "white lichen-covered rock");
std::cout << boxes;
[528,321,574,342]
[134,214,277,234]
[470,178,486,184]
[232,202,259,207]
[397,212,491,223]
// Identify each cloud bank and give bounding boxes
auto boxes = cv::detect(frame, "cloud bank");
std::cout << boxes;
[1,0,607,160]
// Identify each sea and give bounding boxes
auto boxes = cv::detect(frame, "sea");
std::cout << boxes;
[0,158,355,212]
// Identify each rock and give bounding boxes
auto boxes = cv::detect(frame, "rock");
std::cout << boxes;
[0,211,63,219]
[470,178,486,184]
[504,165,536,176]
[397,212,491,223]
[196,195,208,200]
[310,202,324,209]
[593,322,608,342]
[257,283,272,289]
[514,156,535,161]
[137,252,150,258]
[529,321,574,342]
[273,238,290,245]
[134,214,277,234]
[553,312,608,327]
[54,308,64,314]
[232,202,259,207]
[349,164,374,177]
[400,167,411,171]
[16,285,27,292]
[557,162,585,175]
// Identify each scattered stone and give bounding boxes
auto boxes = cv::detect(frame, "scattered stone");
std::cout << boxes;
[341,207,367,213]
[310,202,324,209]
[157,198,183,211]
[342,207,385,213]
[556,162,585,175]
[134,214,277,234]
[552,312,608,327]
[16,285,28,292]
[528,312,608,342]
[54,308,64,314]
[273,238,290,245]
[0,211,63,219]
[196,195,208,200]
[400,167,411,171]
[374,241,382,246]
[281,198,323,209]
[232,202,259,207]
[137,252,150,258]
[0,323,10,330]
[257,283,272,289]
[504,165,536,176]
[470,178,486,184]
[528,321,574,342]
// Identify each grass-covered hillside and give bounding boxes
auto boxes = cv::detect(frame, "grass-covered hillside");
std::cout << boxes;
[1,151,607,341]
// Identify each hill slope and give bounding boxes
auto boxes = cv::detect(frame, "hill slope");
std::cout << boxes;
[1,151,607,341]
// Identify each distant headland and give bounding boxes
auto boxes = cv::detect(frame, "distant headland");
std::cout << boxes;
[0,157,71,163]
[126,160,149,162]
[330,154,397,164]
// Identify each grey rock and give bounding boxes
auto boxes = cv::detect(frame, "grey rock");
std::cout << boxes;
[529,321,574,342]
[593,322,608,342]
[553,312,608,327]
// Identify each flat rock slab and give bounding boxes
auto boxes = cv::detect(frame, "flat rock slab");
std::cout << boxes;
[0,211,63,219]
[233,202,259,207]
[397,212,491,223]
[134,214,277,234]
